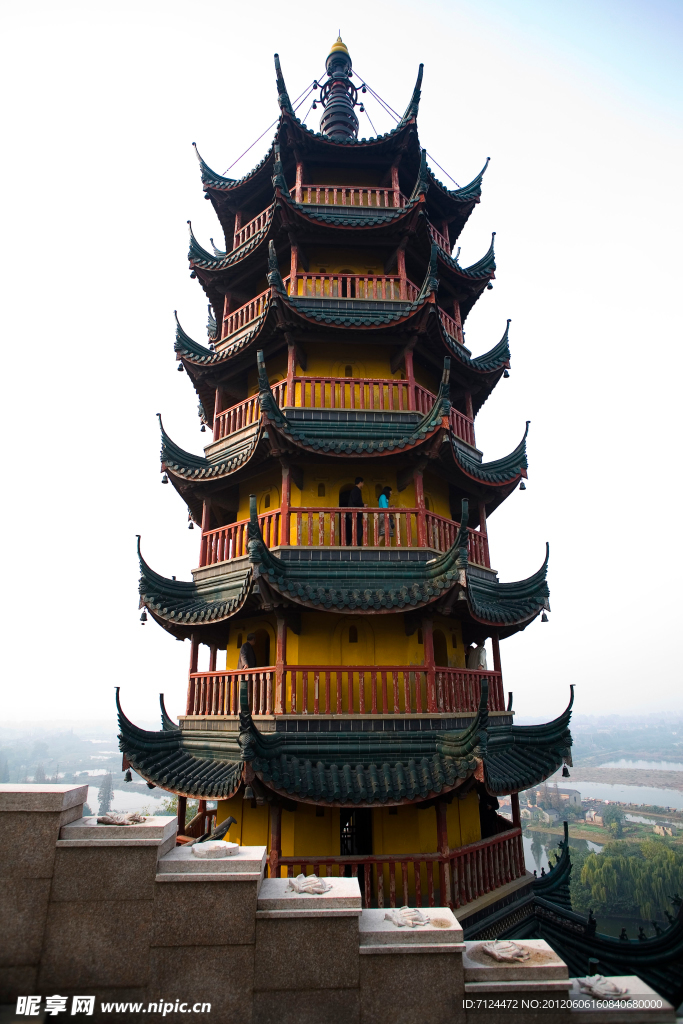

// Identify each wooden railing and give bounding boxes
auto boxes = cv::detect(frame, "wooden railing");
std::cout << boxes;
[211,377,475,446]
[222,285,274,340]
[182,805,217,838]
[439,308,464,346]
[287,273,419,302]
[200,508,490,567]
[187,667,504,717]
[297,185,407,209]
[233,207,272,250]
[213,383,286,440]
[273,827,525,911]
[428,222,450,252]
[201,510,281,564]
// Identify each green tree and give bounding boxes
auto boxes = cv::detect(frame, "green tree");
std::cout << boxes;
[602,805,625,838]
[576,839,683,920]
[97,773,114,816]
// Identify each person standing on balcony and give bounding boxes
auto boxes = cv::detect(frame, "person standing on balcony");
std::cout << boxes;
[466,643,487,670]
[238,633,257,669]
[378,486,395,544]
[346,477,365,545]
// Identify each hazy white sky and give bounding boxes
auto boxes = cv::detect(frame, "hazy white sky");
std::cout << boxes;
[1,0,681,726]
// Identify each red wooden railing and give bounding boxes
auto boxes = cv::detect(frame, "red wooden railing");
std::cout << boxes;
[287,273,419,302]
[187,667,504,717]
[213,383,286,440]
[200,508,489,567]
[211,377,475,446]
[297,185,407,209]
[222,285,274,340]
[273,826,525,911]
[439,308,464,346]
[428,222,450,252]
[233,207,272,250]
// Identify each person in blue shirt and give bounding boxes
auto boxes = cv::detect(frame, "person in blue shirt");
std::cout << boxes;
[378,486,394,544]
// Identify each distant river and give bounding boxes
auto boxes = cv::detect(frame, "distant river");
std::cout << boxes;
[600,759,683,771]
[569,780,683,809]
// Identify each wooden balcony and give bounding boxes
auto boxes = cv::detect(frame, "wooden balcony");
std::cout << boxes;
[273,825,525,911]
[212,377,475,446]
[296,184,407,209]
[220,273,420,342]
[187,666,504,717]
[439,308,464,346]
[286,272,419,302]
[233,207,272,251]
[200,507,490,567]
[428,222,450,252]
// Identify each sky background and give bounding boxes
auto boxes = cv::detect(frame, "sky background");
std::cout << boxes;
[1,0,681,726]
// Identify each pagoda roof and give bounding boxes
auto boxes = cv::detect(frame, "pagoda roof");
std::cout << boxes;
[137,537,254,641]
[451,423,529,486]
[137,497,549,636]
[257,349,450,456]
[116,680,573,805]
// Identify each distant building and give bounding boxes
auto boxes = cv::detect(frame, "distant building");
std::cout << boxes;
[585,809,603,826]
[556,788,581,806]
[654,824,673,837]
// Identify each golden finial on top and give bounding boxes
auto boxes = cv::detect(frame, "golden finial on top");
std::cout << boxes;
[328,35,350,57]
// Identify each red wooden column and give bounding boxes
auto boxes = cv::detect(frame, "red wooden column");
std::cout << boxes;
[177,795,187,837]
[286,343,297,407]
[233,211,242,249]
[391,164,400,204]
[209,646,217,672]
[414,469,427,548]
[212,387,223,441]
[441,220,450,251]
[295,161,304,203]
[436,798,451,907]
[186,633,200,714]
[478,500,490,568]
[397,246,407,300]
[510,792,521,828]
[275,614,287,715]
[198,800,207,834]
[269,803,282,878]
[280,461,291,547]
[491,632,502,673]
[404,347,415,411]
[199,500,211,567]
[452,300,463,344]
[289,245,299,299]
[422,617,437,713]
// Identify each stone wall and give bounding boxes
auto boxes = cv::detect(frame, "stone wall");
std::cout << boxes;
[0,786,674,1024]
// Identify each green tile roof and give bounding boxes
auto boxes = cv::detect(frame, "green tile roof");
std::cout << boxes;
[159,415,260,481]
[257,347,450,455]
[428,157,490,204]
[451,422,529,485]
[116,680,573,805]
[137,536,252,631]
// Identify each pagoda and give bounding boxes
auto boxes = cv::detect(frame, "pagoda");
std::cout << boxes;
[119,38,573,916]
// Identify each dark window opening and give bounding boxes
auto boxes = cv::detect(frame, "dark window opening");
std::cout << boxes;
[348,625,358,644]
[263,493,270,508]
[253,628,270,667]
[433,629,448,668]
[345,364,353,378]
[318,483,326,497]
[236,632,243,648]
[417,628,423,645]
[452,632,458,649]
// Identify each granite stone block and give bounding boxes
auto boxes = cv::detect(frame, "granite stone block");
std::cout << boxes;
[463,940,568,982]
[0,964,38,1003]
[253,987,360,1024]
[157,844,266,879]
[567,976,676,1023]
[152,879,258,946]
[360,952,465,1024]
[38,900,153,990]
[0,878,52,968]
[359,907,463,945]
[60,815,177,843]
[0,809,82,880]
[0,784,88,813]
[51,845,161,902]
[148,946,254,1024]
[257,876,361,911]
[254,916,359,990]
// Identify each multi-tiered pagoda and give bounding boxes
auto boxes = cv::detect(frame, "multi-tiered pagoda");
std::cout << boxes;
[119,38,573,915]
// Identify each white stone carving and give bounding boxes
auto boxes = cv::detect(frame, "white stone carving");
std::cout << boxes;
[384,906,430,928]
[287,873,333,894]
[481,940,531,962]
[96,812,148,826]
[578,976,630,999]
[191,840,238,859]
